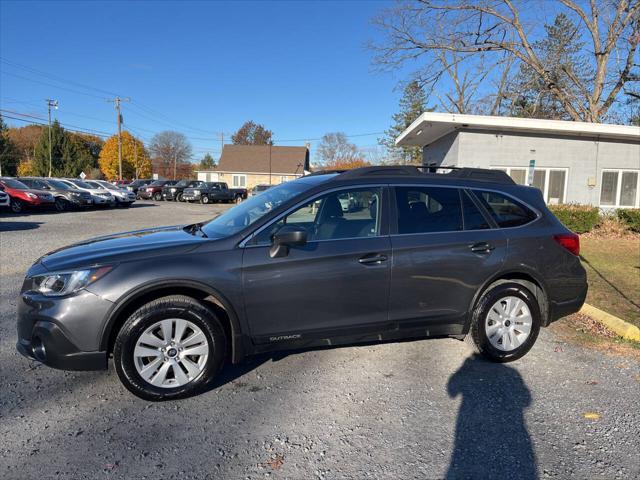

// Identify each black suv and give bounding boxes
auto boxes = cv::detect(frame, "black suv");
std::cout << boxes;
[19,177,93,211]
[16,166,587,400]
[162,179,204,202]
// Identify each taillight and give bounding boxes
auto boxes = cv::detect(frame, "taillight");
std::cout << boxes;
[554,233,580,256]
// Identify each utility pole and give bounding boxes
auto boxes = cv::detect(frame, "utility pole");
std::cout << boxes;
[46,99,58,177]
[220,132,224,160]
[107,97,130,180]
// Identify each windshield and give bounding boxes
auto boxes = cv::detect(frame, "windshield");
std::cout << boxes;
[201,179,319,238]
[69,179,94,189]
[97,181,119,190]
[149,180,165,187]
[174,180,190,187]
[86,181,103,189]
[1,178,29,189]
[47,179,71,190]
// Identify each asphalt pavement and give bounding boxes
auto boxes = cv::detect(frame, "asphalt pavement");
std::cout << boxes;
[1,201,638,479]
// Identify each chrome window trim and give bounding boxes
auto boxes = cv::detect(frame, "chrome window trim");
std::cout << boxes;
[239,184,387,248]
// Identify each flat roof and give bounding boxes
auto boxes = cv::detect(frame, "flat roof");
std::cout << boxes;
[396,112,640,146]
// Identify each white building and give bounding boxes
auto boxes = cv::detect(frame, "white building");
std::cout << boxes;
[396,112,640,208]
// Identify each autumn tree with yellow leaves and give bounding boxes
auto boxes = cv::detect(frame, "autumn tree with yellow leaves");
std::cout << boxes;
[98,131,151,180]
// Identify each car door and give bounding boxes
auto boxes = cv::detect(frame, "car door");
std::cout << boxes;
[242,185,392,343]
[388,185,507,334]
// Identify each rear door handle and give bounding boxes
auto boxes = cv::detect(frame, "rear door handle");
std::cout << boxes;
[470,242,495,254]
[358,254,388,265]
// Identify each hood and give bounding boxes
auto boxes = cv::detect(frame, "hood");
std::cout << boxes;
[183,187,201,194]
[38,225,208,271]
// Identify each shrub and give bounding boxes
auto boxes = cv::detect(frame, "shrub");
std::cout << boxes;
[617,209,640,233]
[548,204,600,233]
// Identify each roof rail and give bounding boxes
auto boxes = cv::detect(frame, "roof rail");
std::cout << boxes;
[335,165,514,184]
[306,169,349,176]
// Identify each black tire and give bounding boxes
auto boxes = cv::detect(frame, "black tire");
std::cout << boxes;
[10,198,24,213]
[468,282,541,363]
[114,295,227,401]
[54,197,69,212]
[234,195,242,204]
[176,192,184,202]
[153,192,162,201]
[201,195,210,204]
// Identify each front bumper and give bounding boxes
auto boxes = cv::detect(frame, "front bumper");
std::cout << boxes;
[163,191,179,200]
[138,190,156,199]
[182,193,201,201]
[16,289,112,371]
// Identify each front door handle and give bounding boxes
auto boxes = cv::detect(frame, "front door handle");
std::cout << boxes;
[358,254,388,265]
[470,242,495,254]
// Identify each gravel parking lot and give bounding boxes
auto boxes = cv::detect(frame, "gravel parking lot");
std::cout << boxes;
[1,201,639,479]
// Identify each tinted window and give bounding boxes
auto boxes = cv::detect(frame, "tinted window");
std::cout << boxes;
[462,191,491,230]
[253,187,382,244]
[395,186,462,234]
[1,178,29,189]
[473,190,536,228]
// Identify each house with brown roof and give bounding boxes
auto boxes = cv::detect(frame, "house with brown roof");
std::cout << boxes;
[195,144,310,189]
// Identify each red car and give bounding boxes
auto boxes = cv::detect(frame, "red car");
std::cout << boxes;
[0,177,56,213]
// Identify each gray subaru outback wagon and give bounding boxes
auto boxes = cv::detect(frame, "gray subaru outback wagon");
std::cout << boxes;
[17,166,587,400]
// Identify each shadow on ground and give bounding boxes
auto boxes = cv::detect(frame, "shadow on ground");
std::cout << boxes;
[0,221,43,232]
[445,353,536,479]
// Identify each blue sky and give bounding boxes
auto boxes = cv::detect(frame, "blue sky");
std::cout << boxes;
[0,0,408,161]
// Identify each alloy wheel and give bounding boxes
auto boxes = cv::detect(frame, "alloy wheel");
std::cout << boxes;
[133,318,210,388]
[484,296,532,351]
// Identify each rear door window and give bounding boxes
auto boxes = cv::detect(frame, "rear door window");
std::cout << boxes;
[461,191,491,230]
[473,190,537,228]
[394,186,462,234]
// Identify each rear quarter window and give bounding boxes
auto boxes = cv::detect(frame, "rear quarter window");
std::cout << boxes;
[473,190,537,228]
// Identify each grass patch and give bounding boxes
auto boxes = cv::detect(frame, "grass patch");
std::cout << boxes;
[580,236,640,327]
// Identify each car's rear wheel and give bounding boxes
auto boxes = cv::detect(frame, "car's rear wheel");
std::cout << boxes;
[54,197,68,212]
[153,192,162,201]
[176,192,184,202]
[469,283,540,362]
[201,195,210,204]
[10,198,24,213]
[234,195,242,204]
[113,295,226,401]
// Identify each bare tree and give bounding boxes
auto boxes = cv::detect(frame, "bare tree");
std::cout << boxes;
[149,131,193,179]
[316,133,361,165]
[371,0,639,122]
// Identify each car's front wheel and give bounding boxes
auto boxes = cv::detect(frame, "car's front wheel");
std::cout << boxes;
[469,282,541,362]
[113,295,226,400]
[200,195,210,204]
[10,198,24,213]
[176,193,184,202]
[54,197,69,212]
[153,192,162,201]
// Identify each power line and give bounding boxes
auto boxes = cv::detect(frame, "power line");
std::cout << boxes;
[0,114,111,138]
[0,57,121,97]
[0,71,108,100]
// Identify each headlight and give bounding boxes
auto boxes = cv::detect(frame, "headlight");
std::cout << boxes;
[170,188,177,192]
[70,192,81,197]
[26,192,37,199]
[193,190,200,195]
[30,266,113,297]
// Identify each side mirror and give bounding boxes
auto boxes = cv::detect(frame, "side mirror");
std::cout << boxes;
[269,225,307,258]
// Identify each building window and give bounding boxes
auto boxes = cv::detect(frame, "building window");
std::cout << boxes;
[600,170,639,208]
[232,174,246,188]
[491,167,568,204]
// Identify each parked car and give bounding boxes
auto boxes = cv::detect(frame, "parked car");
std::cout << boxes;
[59,178,115,207]
[19,177,93,211]
[86,180,136,207]
[250,184,272,196]
[126,179,153,198]
[0,189,10,209]
[112,179,131,188]
[0,177,55,213]
[183,182,248,204]
[162,179,204,202]
[139,180,177,201]
[16,166,587,400]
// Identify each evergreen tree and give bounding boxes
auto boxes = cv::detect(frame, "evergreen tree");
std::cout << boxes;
[199,153,216,169]
[507,13,592,120]
[379,81,427,165]
[33,120,67,176]
[0,115,18,176]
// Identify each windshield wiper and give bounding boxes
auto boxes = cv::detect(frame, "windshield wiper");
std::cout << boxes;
[183,222,208,238]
